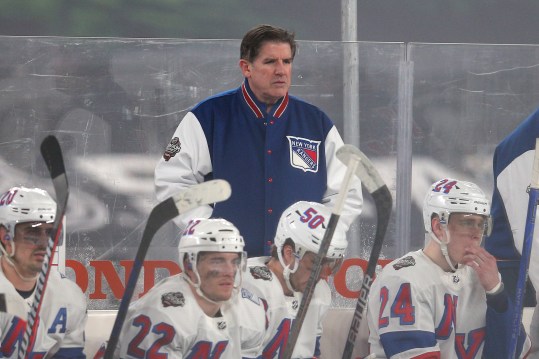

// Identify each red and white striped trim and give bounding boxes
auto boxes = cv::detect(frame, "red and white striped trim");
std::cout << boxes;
[241,82,289,119]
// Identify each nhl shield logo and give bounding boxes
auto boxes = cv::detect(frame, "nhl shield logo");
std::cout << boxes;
[287,136,321,173]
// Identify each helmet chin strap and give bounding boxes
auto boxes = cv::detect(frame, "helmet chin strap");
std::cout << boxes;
[0,249,39,283]
[429,229,458,272]
[283,262,299,293]
[277,248,300,293]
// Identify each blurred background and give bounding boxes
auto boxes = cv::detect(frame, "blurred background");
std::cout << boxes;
[2,0,539,44]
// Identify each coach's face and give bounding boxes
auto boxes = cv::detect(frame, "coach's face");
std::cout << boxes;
[240,41,292,107]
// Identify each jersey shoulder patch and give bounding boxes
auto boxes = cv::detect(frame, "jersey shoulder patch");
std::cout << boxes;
[393,255,416,270]
[163,137,181,161]
[241,287,261,305]
[161,291,185,307]
[249,266,272,281]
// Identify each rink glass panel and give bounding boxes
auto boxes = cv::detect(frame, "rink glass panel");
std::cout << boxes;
[1,37,538,309]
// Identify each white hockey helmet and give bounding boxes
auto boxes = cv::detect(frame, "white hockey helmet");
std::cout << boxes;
[275,201,348,260]
[0,186,56,241]
[423,178,491,238]
[178,218,246,303]
[178,218,246,270]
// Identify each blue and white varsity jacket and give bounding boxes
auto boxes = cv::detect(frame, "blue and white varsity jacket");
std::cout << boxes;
[155,79,362,256]
[485,107,539,298]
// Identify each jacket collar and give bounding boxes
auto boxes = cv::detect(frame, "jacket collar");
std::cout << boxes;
[241,79,289,119]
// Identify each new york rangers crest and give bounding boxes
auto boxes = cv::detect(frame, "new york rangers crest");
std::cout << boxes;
[287,136,321,173]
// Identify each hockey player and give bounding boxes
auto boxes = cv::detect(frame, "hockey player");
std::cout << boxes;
[367,178,530,358]
[113,218,266,358]
[242,201,348,358]
[0,186,87,358]
[154,24,362,257]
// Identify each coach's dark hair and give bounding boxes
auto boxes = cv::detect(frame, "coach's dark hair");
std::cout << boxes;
[240,24,296,63]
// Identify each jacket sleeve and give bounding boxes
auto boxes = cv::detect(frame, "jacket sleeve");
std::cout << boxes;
[322,126,363,230]
[154,112,214,230]
[483,291,531,358]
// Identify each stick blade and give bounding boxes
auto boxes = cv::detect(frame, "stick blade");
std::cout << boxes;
[40,136,66,180]
[172,179,231,214]
[337,145,385,195]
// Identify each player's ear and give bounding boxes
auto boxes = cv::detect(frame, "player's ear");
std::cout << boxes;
[0,226,13,254]
[281,244,295,266]
[182,257,193,272]
[0,226,9,244]
[431,215,444,237]
[184,259,193,271]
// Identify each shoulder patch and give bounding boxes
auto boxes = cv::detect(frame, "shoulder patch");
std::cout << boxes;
[393,255,416,270]
[161,291,185,307]
[241,287,260,305]
[163,137,181,161]
[250,266,272,281]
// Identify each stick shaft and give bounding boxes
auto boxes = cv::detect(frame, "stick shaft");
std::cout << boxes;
[282,154,360,359]
[342,186,391,359]
[19,136,69,359]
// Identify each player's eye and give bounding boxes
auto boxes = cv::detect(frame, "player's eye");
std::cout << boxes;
[232,258,242,267]
[458,219,486,230]
[209,257,225,265]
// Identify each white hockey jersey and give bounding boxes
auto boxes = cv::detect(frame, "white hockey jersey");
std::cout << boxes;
[242,257,331,359]
[116,274,266,359]
[0,265,87,358]
[367,250,530,359]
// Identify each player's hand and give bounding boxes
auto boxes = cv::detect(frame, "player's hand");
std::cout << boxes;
[462,246,500,291]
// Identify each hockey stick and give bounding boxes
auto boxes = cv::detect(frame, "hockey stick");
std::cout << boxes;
[509,138,539,358]
[103,179,232,359]
[282,144,361,359]
[340,147,392,359]
[18,135,70,359]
